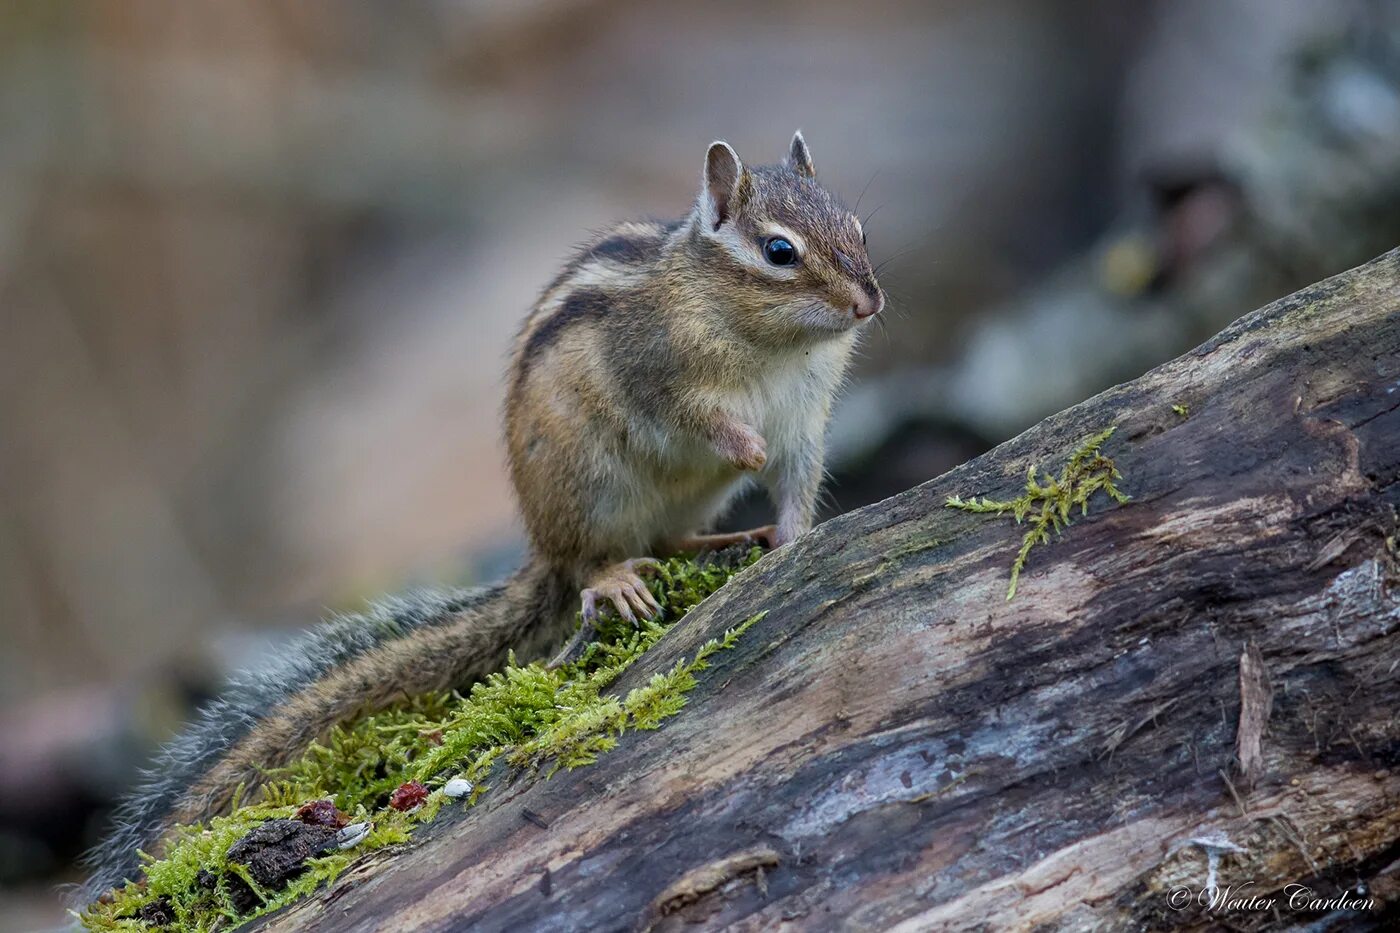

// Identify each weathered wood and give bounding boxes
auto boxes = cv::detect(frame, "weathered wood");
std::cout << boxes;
[254,249,1400,931]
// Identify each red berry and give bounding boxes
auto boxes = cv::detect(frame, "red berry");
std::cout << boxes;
[389,780,429,811]
[294,799,349,828]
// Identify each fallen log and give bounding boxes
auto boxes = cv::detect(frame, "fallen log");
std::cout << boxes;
[253,248,1400,931]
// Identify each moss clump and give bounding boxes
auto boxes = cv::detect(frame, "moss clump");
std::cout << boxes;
[1172,403,1190,418]
[79,548,763,932]
[946,427,1129,600]
[76,800,419,932]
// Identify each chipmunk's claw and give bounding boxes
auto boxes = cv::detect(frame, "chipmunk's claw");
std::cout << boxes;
[582,558,662,623]
[548,558,662,669]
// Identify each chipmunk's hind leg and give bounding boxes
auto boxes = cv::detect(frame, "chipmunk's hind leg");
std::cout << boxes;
[547,558,662,669]
[671,524,777,553]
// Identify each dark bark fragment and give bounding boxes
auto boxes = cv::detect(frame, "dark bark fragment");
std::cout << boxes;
[133,896,176,926]
[1235,640,1274,790]
[226,819,339,890]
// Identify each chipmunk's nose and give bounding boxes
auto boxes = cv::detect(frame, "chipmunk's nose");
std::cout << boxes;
[851,290,884,320]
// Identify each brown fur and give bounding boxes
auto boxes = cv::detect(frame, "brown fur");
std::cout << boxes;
[507,132,883,568]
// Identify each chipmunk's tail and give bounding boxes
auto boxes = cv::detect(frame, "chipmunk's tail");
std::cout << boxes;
[78,559,574,903]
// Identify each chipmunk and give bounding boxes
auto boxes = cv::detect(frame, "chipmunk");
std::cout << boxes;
[83,131,883,899]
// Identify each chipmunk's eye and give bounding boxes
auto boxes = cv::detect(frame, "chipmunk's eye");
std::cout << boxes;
[763,237,798,266]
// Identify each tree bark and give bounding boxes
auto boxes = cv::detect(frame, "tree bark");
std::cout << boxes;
[253,249,1400,931]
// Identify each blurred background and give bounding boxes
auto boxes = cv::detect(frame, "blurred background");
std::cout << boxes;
[3,0,1400,926]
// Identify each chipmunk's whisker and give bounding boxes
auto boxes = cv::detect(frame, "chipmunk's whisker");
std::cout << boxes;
[853,171,880,215]
[873,244,920,277]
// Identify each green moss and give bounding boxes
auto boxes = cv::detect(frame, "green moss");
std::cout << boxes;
[74,801,418,932]
[79,548,763,932]
[946,427,1129,600]
[1171,403,1190,417]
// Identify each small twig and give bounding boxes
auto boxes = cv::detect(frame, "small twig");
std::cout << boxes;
[1219,768,1248,817]
[1270,814,1320,875]
[1099,696,1182,761]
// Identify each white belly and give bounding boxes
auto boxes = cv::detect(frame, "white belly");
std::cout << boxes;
[588,442,748,554]
[586,337,852,554]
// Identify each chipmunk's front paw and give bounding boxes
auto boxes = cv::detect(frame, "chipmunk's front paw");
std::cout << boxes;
[714,421,767,471]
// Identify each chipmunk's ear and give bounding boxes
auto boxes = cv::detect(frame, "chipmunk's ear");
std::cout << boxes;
[702,141,746,231]
[787,130,815,179]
